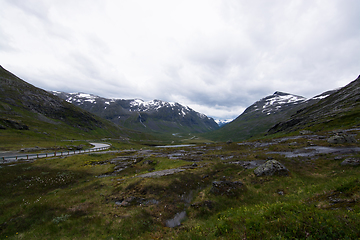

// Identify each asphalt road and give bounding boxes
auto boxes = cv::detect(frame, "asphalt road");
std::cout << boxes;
[0,142,111,163]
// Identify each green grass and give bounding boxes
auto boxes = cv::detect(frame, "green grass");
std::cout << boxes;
[1,135,360,239]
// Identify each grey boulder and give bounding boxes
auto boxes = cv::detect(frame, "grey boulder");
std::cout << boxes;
[254,160,290,177]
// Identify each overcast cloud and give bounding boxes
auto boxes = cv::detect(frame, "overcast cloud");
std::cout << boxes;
[1,0,359,121]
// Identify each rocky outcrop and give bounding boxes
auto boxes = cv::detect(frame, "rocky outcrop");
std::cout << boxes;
[254,160,290,177]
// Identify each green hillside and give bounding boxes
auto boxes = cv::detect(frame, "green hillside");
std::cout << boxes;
[0,66,158,150]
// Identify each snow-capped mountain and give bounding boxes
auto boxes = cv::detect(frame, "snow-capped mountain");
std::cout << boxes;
[205,90,335,142]
[243,91,307,116]
[51,91,219,133]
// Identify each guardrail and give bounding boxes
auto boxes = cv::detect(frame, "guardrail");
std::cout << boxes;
[1,146,110,163]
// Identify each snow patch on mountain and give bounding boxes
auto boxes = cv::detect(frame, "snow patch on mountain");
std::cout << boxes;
[215,119,233,127]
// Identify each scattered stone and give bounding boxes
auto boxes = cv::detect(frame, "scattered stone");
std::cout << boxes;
[210,180,245,196]
[289,142,298,146]
[254,160,290,177]
[340,158,360,166]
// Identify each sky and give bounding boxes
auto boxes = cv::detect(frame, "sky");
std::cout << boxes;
[1,0,359,121]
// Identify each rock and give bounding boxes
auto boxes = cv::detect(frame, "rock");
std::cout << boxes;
[327,134,357,144]
[76,145,84,150]
[340,158,360,166]
[115,196,140,207]
[300,130,313,135]
[210,180,245,196]
[254,160,290,177]
[142,160,153,165]
[191,200,214,209]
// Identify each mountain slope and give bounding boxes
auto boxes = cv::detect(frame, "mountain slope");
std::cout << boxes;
[268,75,360,134]
[0,65,134,149]
[51,92,219,133]
[204,91,334,142]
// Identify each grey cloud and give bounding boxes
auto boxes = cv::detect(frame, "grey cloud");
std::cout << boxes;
[1,0,359,121]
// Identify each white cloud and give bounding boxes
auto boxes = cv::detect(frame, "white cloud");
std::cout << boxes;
[1,0,359,121]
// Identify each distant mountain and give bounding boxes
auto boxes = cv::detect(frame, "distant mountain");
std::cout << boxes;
[0,65,130,143]
[215,119,233,127]
[268,75,360,134]
[204,90,335,142]
[51,92,219,133]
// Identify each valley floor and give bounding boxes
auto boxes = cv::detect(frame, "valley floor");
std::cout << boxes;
[1,129,360,239]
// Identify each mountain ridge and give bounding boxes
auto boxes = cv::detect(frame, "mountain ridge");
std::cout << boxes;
[0,65,140,148]
[268,75,360,134]
[51,91,219,134]
[203,89,337,141]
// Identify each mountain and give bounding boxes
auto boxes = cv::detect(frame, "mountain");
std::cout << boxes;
[0,65,131,147]
[215,119,233,127]
[51,92,219,133]
[204,90,335,142]
[268,75,360,134]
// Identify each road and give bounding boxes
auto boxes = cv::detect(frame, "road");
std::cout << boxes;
[0,142,111,164]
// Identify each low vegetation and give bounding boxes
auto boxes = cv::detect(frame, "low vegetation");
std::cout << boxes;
[1,131,360,239]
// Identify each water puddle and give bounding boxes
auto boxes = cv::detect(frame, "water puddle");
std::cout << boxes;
[166,211,186,228]
[165,191,192,227]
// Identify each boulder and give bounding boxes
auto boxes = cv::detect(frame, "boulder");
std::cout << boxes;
[210,180,245,196]
[254,160,290,177]
[341,158,360,166]
[327,134,357,144]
